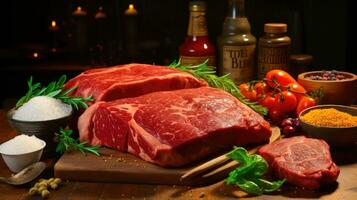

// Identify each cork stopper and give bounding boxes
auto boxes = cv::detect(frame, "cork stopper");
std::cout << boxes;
[189,1,206,12]
[264,23,287,33]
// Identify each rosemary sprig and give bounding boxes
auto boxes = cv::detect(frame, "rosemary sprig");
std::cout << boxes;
[55,128,101,156]
[16,75,93,109]
[169,60,268,115]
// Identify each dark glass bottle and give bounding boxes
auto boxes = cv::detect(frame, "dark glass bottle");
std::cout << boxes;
[218,0,256,84]
[179,1,216,66]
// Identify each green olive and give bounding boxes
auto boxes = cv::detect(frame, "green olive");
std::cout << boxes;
[54,178,62,185]
[38,182,48,188]
[38,186,47,193]
[28,187,37,196]
[50,183,58,190]
[41,190,50,199]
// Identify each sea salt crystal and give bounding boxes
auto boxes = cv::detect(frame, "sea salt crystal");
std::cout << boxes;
[0,135,44,155]
[12,96,72,121]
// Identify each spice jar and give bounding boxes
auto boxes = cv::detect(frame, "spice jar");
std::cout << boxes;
[258,23,291,79]
[289,54,313,79]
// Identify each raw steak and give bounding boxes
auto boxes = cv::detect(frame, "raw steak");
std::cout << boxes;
[64,63,207,102]
[79,87,271,167]
[258,136,340,189]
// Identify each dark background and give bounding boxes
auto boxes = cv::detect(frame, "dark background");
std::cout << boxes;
[0,0,355,108]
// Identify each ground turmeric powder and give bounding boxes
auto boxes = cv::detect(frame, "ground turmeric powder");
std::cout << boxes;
[301,108,357,127]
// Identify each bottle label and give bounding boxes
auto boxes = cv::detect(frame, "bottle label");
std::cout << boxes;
[188,11,208,36]
[180,55,215,66]
[258,46,289,79]
[222,45,255,84]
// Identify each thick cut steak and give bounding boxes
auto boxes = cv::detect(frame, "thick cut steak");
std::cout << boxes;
[258,136,339,189]
[79,87,271,167]
[64,63,207,102]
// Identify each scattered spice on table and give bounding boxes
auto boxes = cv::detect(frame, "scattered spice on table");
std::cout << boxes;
[301,108,357,127]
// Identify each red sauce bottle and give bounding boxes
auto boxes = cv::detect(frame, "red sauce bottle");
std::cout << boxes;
[179,1,216,66]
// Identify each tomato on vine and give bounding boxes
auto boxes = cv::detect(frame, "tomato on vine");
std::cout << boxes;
[258,92,276,110]
[274,91,298,113]
[296,96,316,116]
[265,70,298,88]
[239,83,257,101]
[269,107,288,124]
[254,82,270,98]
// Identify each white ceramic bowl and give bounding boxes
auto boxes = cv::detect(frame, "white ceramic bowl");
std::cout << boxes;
[0,139,46,173]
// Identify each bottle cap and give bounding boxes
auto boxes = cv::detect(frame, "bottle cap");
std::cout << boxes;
[189,1,206,12]
[264,23,287,33]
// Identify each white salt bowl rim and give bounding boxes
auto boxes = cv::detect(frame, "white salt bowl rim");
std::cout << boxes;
[8,106,73,123]
[0,138,46,156]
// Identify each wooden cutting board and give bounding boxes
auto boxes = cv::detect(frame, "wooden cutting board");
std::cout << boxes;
[54,127,280,186]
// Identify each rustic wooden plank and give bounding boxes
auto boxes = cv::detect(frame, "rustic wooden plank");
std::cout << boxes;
[54,128,280,186]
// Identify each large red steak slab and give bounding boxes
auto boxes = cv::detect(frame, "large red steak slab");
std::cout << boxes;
[78,87,271,167]
[64,63,207,102]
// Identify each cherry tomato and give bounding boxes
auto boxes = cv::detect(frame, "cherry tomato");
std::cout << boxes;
[287,83,307,101]
[258,92,276,109]
[269,107,288,125]
[239,83,257,101]
[274,91,298,113]
[265,70,298,88]
[296,96,316,116]
[254,82,270,98]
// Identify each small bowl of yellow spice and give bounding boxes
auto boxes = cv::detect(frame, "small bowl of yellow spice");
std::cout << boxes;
[299,105,357,146]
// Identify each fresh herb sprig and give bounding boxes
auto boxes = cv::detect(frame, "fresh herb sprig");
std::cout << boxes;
[226,147,285,195]
[16,75,93,109]
[169,60,268,115]
[55,128,101,156]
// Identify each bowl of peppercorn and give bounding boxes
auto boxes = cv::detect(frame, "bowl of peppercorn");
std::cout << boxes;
[298,70,357,105]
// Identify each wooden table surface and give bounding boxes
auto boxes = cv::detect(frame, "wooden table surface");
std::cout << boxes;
[1,110,357,200]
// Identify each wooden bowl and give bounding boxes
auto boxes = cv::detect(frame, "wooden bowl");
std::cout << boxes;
[299,104,357,147]
[298,71,357,105]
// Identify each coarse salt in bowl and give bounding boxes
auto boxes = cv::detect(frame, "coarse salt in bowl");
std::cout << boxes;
[0,135,46,172]
[12,96,72,121]
[7,96,73,157]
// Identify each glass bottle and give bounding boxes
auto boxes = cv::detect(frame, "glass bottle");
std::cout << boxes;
[218,0,256,84]
[258,23,291,79]
[179,1,216,66]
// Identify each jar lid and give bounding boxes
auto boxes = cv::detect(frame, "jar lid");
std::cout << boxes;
[189,1,206,12]
[264,23,287,33]
[290,54,314,65]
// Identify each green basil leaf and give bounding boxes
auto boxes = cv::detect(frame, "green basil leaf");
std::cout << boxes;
[252,178,286,193]
[250,155,268,177]
[226,146,250,164]
[236,179,263,196]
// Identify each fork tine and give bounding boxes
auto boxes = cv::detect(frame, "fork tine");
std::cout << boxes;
[180,153,230,180]
[201,146,262,178]
[202,160,238,178]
